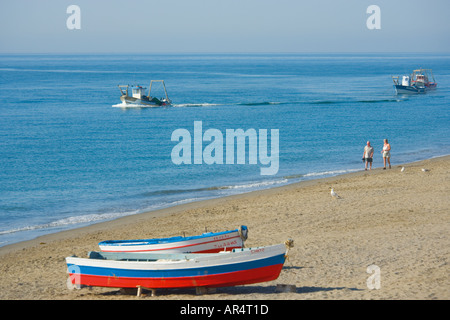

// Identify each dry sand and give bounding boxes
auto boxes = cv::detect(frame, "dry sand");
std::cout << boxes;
[0,156,449,300]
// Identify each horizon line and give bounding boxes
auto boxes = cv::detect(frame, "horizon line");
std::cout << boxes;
[1,51,450,55]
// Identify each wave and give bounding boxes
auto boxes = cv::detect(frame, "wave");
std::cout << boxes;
[282,168,360,180]
[302,168,360,178]
[310,98,406,105]
[173,103,222,108]
[111,103,169,108]
[0,210,139,236]
[112,102,221,108]
[141,178,290,198]
[237,101,284,106]
[356,98,407,103]
[0,68,151,74]
[170,98,407,109]
[112,103,139,108]
[310,100,339,105]
[141,168,361,199]
[0,167,361,241]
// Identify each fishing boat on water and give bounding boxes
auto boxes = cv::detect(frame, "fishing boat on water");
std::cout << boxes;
[66,241,293,291]
[116,80,171,107]
[98,226,248,253]
[392,68,437,94]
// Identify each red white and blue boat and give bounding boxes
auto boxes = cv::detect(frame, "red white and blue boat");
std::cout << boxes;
[392,68,437,94]
[98,226,248,253]
[66,242,291,290]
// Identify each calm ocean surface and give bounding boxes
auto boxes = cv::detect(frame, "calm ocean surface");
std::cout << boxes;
[1,53,449,246]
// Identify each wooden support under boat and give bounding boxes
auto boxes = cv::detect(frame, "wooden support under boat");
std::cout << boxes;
[136,285,157,297]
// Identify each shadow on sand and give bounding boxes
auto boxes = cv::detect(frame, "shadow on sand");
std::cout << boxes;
[100,284,362,297]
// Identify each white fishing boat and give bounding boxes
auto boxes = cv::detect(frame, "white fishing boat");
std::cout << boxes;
[66,241,293,291]
[116,80,171,107]
[392,68,437,94]
[98,226,248,253]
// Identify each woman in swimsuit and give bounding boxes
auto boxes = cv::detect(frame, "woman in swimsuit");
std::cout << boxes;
[381,139,391,169]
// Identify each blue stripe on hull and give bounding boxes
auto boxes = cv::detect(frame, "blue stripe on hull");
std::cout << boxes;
[394,85,425,94]
[67,253,285,279]
[99,228,240,246]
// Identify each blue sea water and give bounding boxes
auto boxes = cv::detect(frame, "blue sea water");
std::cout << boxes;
[0,53,449,247]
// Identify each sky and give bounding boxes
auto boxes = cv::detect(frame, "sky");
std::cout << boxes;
[0,0,449,53]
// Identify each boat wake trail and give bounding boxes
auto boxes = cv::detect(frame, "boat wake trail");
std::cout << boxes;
[169,98,407,108]
[172,103,222,108]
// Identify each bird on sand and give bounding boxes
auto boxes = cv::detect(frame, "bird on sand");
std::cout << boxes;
[401,167,405,172]
[330,188,341,199]
[421,168,429,172]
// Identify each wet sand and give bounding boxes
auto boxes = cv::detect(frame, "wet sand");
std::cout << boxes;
[0,156,449,300]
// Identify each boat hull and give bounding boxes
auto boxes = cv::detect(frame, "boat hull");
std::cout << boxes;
[394,83,436,95]
[66,244,287,289]
[98,226,248,253]
[119,95,171,107]
[394,85,426,94]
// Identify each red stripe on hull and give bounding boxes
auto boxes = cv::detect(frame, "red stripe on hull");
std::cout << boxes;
[69,264,284,289]
[188,246,241,253]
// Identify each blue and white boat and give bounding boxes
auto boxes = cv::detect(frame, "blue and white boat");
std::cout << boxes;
[98,226,248,253]
[392,68,437,94]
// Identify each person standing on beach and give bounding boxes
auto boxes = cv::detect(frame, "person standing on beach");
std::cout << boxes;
[363,141,374,170]
[382,139,391,169]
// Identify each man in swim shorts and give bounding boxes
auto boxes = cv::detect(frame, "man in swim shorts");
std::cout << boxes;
[363,141,374,170]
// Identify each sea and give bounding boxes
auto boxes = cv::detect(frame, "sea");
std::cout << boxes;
[1,53,449,247]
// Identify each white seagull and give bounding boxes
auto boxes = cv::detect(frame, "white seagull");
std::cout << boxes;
[421,168,429,172]
[330,188,341,199]
[401,167,405,172]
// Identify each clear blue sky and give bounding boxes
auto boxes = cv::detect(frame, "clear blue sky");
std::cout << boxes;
[1,0,449,53]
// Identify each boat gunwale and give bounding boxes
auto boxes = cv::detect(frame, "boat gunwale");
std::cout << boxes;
[98,227,246,247]
[66,244,287,272]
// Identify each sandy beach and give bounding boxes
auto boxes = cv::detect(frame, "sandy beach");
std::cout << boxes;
[0,155,448,300]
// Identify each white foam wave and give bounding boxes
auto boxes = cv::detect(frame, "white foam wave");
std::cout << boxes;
[223,179,289,190]
[303,168,359,178]
[167,197,205,206]
[0,210,139,236]
[112,103,144,108]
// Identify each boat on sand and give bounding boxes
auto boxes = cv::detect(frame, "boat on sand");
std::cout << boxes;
[98,226,248,253]
[66,241,293,291]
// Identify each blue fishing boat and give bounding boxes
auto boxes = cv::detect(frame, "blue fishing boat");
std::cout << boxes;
[392,68,437,94]
[98,226,248,253]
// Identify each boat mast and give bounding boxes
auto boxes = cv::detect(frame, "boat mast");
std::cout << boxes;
[148,80,170,101]
[161,81,170,101]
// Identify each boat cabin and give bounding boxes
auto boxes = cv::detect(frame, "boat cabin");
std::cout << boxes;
[132,86,146,99]
[401,76,410,86]
[411,69,434,86]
